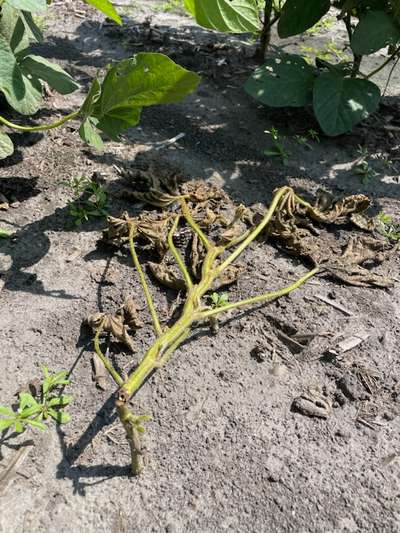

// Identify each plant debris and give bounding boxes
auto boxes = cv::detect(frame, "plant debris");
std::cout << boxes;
[266,188,396,287]
[292,388,332,418]
[86,297,143,352]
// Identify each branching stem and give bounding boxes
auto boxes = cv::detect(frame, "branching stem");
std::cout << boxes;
[128,224,162,336]
[200,267,319,319]
[94,322,124,387]
[180,198,212,250]
[168,215,193,289]
[217,186,290,272]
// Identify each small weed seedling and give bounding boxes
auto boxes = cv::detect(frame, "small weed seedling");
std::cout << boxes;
[354,161,377,185]
[377,212,400,241]
[0,368,72,434]
[307,129,320,143]
[294,135,313,150]
[0,229,10,239]
[264,128,291,165]
[210,292,229,308]
[66,176,108,225]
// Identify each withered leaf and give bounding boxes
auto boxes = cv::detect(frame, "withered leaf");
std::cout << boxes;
[122,297,144,330]
[350,213,377,232]
[86,312,136,352]
[148,261,186,290]
[128,188,184,208]
[306,194,371,224]
[190,233,205,279]
[102,212,135,245]
[212,264,245,290]
[92,353,109,391]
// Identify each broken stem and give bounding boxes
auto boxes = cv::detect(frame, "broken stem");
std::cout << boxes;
[128,224,162,336]
[218,186,290,272]
[168,215,193,289]
[200,267,319,319]
[94,322,124,387]
[116,403,144,474]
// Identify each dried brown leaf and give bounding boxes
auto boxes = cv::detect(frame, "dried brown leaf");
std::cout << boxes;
[307,193,371,223]
[86,312,136,352]
[148,261,186,290]
[212,264,245,290]
[122,297,144,330]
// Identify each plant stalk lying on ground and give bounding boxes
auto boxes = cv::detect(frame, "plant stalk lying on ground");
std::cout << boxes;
[93,186,319,474]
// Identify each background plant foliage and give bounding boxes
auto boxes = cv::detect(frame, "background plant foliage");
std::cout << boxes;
[185,0,400,136]
[0,0,200,159]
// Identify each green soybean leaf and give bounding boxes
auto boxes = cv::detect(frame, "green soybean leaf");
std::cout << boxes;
[80,78,101,118]
[21,11,44,42]
[351,11,400,55]
[0,35,18,92]
[83,0,122,25]
[21,55,79,94]
[3,74,42,115]
[89,53,200,138]
[313,72,381,136]
[0,131,14,160]
[79,118,104,149]
[6,0,47,12]
[183,0,261,33]
[278,0,330,38]
[245,54,315,107]
[0,35,42,115]
[0,418,15,431]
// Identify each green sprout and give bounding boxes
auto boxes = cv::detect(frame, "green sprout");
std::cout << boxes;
[354,161,377,184]
[0,228,10,238]
[210,292,230,308]
[66,176,108,225]
[264,127,291,165]
[0,367,72,434]
[377,212,400,241]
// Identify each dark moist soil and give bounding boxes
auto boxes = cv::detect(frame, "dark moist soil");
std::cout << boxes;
[0,1,399,532]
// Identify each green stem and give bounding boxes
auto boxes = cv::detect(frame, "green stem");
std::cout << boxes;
[168,215,193,289]
[0,111,79,132]
[180,198,212,250]
[217,186,290,273]
[200,267,319,319]
[128,224,162,336]
[94,322,124,386]
[365,45,400,79]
